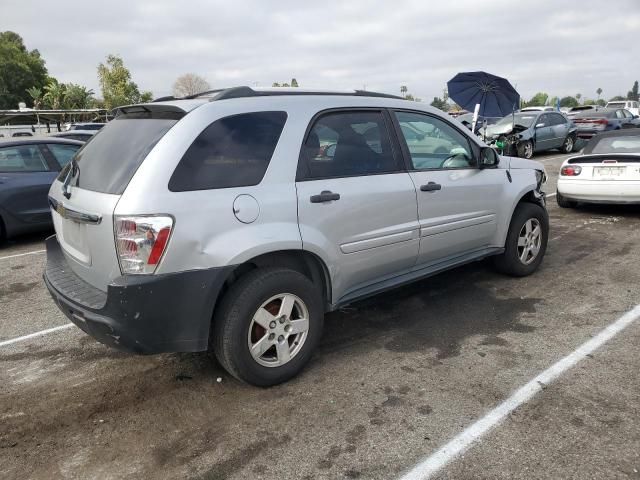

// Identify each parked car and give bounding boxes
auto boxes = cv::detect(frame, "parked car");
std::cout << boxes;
[64,122,106,132]
[605,100,640,116]
[11,131,33,137]
[44,86,549,386]
[455,112,502,135]
[571,108,640,140]
[520,106,556,112]
[50,130,97,142]
[0,138,83,241]
[484,111,577,158]
[565,105,600,118]
[556,129,640,207]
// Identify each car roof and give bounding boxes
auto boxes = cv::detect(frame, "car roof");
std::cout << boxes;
[51,130,96,136]
[583,128,640,153]
[0,137,85,147]
[116,85,409,115]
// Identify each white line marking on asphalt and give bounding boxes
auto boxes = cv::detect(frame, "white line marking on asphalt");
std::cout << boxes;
[0,324,74,348]
[546,192,557,198]
[0,249,46,261]
[399,304,640,480]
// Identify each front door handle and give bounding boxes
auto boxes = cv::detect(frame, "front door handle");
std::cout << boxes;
[420,182,442,192]
[310,190,340,203]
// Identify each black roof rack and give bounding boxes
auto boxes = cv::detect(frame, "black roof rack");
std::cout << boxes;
[152,86,403,103]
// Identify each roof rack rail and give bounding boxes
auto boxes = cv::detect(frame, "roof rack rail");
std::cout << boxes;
[151,86,404,103]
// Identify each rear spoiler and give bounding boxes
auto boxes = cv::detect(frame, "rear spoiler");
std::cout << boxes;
[112,103,187,120]
[568,154,640,164]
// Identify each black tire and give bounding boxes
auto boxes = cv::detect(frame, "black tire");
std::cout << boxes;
[560,135,575,154]
[493,202,549,277]
[212,268,324,387]
[517,140,534,159]
[556,191,578,208]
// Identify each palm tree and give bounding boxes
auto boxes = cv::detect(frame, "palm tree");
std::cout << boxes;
[26,87,43,109]
[400,85,408,98]
[43,81,66,109]
[576,93,582,105]
[63,83,95,109]
[596,88,603,101]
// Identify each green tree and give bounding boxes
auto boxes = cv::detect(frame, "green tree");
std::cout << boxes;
[596,99,606,107]
[63,83,95,109]
[525,92,549,107]
[26,86,43,108]
[400,85,408,98]
[43,79,66,109]
[559,96,579,108]
[290,78,299,87]
[596,87,603,101]
[627,80,639,101]
[97,54,150,109]
[0,31,49,109]
[430,96,449,111]
[272,82,280,87]
[575,93,582,104]
[609,95,626,102]
[404,93,421,102]
[140,91,153,103]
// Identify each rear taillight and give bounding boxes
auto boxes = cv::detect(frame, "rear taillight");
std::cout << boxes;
[114,215,174,274]
[560,165,582,176]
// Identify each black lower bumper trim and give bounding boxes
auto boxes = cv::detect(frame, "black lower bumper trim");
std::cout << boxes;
[44,235,232,354]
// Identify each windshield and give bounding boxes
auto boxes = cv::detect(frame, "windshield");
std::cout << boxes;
[494,114,536,128]
[58,116,178,194]
[591,135,640,154]
[606,102,625,108]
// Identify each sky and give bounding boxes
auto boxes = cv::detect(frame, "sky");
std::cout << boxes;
[3,0,640,103]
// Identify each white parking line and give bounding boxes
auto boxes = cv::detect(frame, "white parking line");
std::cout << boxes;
[0,249,46,261]
[398,304,640,480]
[546,192,557,198]
[0,324,74,348]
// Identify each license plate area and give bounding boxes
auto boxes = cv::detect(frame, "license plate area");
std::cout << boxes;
[594,166,625,178]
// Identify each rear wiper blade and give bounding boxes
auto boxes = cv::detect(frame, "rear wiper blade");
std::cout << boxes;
[62,157,80,199]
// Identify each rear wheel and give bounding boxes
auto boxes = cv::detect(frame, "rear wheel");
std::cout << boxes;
[493,202,548,277]
[556,191,578,208]
[212,268,324,387]
[560,135,574,154]
[517,140,534,159]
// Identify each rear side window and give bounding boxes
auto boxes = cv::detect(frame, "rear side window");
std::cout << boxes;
[47,143,81,168]
[169,111,287,191]
[298,110,399,180]
[0,145,49,172]
[67,116,179,194]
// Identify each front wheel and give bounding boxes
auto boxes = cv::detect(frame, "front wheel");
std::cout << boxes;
[493,202,549,277]
[212,268,324,387]
[517,140,534,159]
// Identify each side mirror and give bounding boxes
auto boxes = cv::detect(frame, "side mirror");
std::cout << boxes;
[479,146,500,169]
[535,123,545,128]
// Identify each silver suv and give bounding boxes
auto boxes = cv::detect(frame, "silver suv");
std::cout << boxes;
[44,87,549,386]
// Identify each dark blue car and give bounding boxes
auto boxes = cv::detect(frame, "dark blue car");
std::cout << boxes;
[0,137,83,241]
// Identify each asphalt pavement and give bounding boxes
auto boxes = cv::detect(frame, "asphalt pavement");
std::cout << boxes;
[1,152,638,480]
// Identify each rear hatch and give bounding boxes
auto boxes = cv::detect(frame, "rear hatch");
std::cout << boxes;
[48,105,185,291]
[568,154,640,181]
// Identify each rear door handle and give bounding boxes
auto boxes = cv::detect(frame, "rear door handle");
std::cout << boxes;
[420,182,442,192]
[310,190,340,203]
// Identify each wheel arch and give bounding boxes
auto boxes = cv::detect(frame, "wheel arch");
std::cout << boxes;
[220,249,332,312]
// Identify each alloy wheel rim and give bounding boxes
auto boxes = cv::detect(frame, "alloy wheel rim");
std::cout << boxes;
[524,142,533,158]
[517,218,542,265]
[565,137,573,152]
[247,293,309,368]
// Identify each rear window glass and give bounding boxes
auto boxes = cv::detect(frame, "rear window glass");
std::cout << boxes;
[169,111,287,191]
[592,135,640,154]
[0,145,49,172]
[47,143,81,167]
[65,116,178,194]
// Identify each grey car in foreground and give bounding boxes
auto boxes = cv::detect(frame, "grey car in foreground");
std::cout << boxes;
[485,111,577,158]
[44,87,549,386]
[0,137,83,241]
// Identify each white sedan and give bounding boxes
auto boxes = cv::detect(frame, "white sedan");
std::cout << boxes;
[556,130,640,207]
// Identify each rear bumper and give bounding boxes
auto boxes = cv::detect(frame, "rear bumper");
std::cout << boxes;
[44,235,232,354]
[558,180,640,203]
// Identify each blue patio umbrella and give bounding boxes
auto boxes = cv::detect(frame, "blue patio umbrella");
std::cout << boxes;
[447,71,520,118]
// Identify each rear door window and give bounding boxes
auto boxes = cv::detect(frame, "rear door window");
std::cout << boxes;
[47,143,81,168]
[169,111,287,191]
[298,110,400,180]
[0,145,49,172]
[65,115,180,194]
